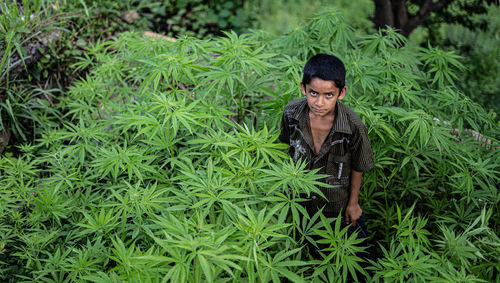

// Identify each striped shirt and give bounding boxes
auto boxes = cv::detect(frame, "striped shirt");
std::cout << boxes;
[279,97,375,215]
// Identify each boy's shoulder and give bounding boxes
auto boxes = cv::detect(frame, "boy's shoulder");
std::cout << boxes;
[337,102,364,125]
[336,101,369,137]
[282,97,308,123]
[283,97,307,115]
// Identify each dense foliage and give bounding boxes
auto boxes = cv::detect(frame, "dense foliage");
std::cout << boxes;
[371,0,496,37]
[439,5,500,119]
[1,8,499,283]
[142,0,256,37]
[250,0,374,36]
[0,0,259,148]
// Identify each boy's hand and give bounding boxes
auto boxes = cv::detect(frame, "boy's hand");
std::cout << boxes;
[345,203,362,226]
[347,170,363,226]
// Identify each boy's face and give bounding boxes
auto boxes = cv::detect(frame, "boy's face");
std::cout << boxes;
[301,77,345,118]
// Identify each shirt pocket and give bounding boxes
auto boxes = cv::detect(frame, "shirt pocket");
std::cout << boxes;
[327,152,351,181]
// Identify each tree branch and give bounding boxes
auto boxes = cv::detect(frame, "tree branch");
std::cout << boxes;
[403,0,453,36]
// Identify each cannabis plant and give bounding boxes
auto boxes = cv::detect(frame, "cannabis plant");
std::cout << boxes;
[1,8,498,282]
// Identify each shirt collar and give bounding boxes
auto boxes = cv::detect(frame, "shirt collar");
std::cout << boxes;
[290,98,352,135]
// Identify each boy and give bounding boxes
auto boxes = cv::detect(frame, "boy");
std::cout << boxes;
[279,53,375,245]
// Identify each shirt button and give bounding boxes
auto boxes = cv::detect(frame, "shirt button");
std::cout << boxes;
[312,196,316,199]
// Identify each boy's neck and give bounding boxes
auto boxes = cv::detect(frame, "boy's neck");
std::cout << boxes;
[309,110,335,154]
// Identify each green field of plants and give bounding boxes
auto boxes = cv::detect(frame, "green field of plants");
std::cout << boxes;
[1,1,499,282]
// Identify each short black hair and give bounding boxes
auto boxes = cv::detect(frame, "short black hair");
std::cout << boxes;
[302,53,345,90]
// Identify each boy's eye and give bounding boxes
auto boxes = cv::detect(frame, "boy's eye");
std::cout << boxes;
[326,93,334,98]
[309,91,317,96]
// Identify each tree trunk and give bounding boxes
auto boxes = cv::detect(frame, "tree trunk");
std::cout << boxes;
[372,0,453,37]
[373,0,394,30]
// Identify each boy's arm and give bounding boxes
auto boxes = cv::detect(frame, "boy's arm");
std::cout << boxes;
[346,119,374,226]
[345,170,363,226]
[278,112,290,144]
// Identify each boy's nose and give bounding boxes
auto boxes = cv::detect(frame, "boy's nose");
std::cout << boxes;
[316,95,324,106]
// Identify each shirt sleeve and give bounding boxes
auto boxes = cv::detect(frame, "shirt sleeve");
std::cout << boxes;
[350,122,375,172]
[278,112,290,144]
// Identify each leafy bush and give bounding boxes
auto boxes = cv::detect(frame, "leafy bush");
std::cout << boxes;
[0,0,144,147]
[1,9,498,282]
[442,4,500,121]
[1,0,257,147]
[142,0,256,37]
[249,0,374,36]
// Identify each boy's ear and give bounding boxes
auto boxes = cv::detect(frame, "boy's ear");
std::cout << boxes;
[300,83,307,96]
[339,87,346,100]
